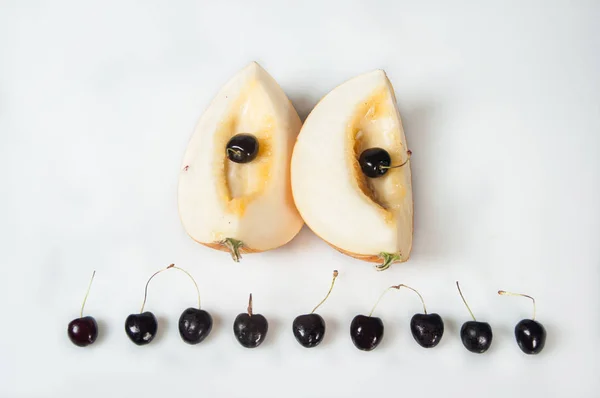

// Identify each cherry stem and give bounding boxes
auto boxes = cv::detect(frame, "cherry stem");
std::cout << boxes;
[368,286,396,317]
[140,264,175,313]
[226,148,241,157]
[247,293,253,317]
[80,270,96,318]
[498,290,536,320]
[379,150,412,170]
[310,270,339,314]
[139,264,201,312]
[394,284,427,314]
[456,281,476,321]
[368,283,427,317]
[171,265,201,309]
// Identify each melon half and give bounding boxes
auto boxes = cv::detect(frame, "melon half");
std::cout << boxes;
[291,70,413,270]
[178,62,304,261]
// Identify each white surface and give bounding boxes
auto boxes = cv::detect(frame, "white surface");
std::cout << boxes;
[1,1,599,397]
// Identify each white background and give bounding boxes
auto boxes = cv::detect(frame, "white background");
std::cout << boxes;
[1,1,599,397]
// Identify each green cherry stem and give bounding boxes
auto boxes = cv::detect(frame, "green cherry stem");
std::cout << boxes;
[310,270,339,314]
[368,283,427,317]
[140,264,174,313]
[368,286,396,317]
[456,281,476,321]
[171,265,201,309]
[139,264,201,313]
[226,147,242,157]
[395,284,427,314]
[80,270,96,318]
[498,290,537,321]
[378,150,412,170]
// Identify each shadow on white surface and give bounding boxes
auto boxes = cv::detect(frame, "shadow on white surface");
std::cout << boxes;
[205,311,222,345]
[277,225,322,254]
[441,316,458,347]
[262,316,282,348]
[377,319,399,350]
[493,322,514,352]
[95,318,109,346]
[403,103,468,263]
[321,317,340,348]
[539,322,558,357]
[154,315,169,344]
[289,92,317,122]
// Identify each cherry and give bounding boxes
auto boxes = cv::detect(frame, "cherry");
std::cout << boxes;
[68,317,98,347]
[293,314,325,348]
[125,312,158,346]
[349,284,395,351]
[179,309,213,345]
[233,294,268,348]
[460,321,493,353]
[411,313,444,348]
[498,290,546,354]
[124,264,170,346]
[456,281,493,353]
[395,284,444,348]
[176,266,212,344]
[67,270,98,347]
[358,148,411,178]
[226,133,259,163]
[514,319,546,354]
[350,315,384,351]
[293,270,338,348]
[359,148,390,178]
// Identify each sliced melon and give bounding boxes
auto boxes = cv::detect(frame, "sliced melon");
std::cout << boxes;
[291,70,412,270]
[178,62,304,261]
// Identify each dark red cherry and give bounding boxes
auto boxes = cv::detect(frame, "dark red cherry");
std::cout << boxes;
[350,315,384,351]
[460,320,493,353]
[293,314,325,348]
[233,294,268,348]
[179,308,213,345]
[226,134,259,163]
[359,148,391,178]
[68,316,98,347]
[292,270,338,348]
[233,313,268,348]
[67,271,98,347]
[125,312,158,346]
[515,319,546,354]
[498,290,546,355]
[456,281,493,354]
[410,313,444,348]
[386,284,444,349]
